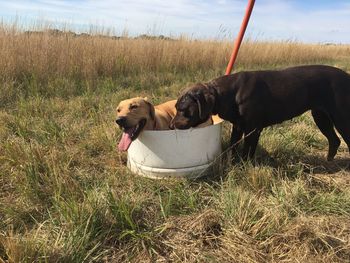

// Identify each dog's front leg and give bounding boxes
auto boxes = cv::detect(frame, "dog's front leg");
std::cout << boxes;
[242,128,261,160]
[230,124,243,154]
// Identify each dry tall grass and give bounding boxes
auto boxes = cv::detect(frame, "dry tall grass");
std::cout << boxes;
[0,23,349,84]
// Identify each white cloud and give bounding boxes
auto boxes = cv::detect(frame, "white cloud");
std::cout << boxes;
[249,0,350,43]
[0,0,349,43]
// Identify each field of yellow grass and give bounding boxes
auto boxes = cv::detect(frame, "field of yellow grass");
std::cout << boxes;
[0,23,350,262]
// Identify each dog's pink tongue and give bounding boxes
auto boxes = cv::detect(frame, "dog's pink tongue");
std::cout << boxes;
[118,130,133,151]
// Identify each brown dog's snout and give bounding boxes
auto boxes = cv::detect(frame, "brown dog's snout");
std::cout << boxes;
[116,116,127,127]
[169,116,190,130]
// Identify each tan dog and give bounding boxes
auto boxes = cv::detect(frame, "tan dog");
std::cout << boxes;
[116,97,177,151]
[116,97,218,151]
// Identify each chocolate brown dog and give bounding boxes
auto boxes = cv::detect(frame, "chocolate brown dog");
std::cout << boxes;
[171,65,350,161]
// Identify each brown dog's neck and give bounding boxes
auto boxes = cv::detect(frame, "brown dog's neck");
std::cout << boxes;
[208,84,219,115]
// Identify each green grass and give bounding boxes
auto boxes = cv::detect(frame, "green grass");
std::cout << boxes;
[1,40,350,262]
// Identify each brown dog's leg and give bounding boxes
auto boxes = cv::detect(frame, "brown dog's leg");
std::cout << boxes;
[242,129,261,160]
[230,125,243,153]
[332,117,350,158]
[311,109,341,161]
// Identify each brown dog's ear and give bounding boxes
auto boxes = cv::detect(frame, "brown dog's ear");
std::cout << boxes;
[196,97,202,119]
[192,87,215,120]
[192,92,206,120]
[143,98,155,120]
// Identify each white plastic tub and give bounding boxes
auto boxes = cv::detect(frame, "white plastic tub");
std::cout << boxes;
[127,120,223,179]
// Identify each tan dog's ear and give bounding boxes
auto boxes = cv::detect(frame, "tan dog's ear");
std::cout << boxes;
[144,98,155,120]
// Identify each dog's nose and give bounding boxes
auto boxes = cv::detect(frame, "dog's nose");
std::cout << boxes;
[116,117,127,126]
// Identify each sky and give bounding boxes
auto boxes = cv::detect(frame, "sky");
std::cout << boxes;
[0,0,350,43]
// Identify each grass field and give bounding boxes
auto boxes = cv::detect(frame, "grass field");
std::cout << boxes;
[1,24,350,262]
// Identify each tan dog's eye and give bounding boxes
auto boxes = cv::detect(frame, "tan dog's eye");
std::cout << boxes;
[130,104,138,110]
[117,108,121,113]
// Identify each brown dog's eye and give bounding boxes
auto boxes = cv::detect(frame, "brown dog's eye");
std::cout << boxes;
[130,104,138,110]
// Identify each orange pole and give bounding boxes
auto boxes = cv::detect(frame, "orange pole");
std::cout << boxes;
[225,0,255,75]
